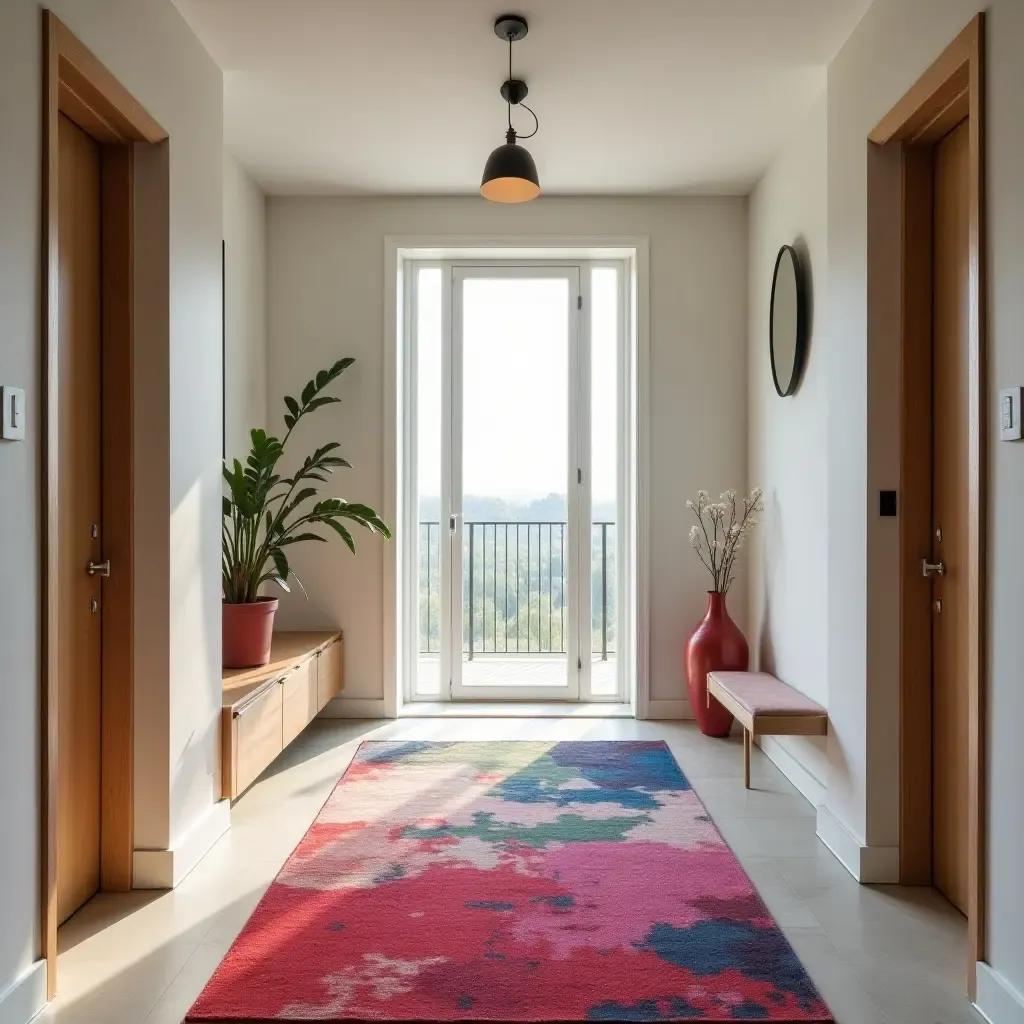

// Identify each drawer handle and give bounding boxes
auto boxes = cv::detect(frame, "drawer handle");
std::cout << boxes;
[234,675,287,717]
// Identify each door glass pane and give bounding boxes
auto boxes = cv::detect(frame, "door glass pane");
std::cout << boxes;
[461,277,570,689]
[416,268,442,696]
[590,268,618,695]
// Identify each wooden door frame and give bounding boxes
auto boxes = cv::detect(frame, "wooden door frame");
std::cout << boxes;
[42,11,166,997]
[870,14,985,998]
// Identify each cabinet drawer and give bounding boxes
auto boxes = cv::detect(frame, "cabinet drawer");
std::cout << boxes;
[232,679,283,797]
[317,638,343,708]
[282,658,318,745]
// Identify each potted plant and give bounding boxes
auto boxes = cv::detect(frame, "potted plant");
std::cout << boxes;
[222,358,391,668]
[684,487,763,736]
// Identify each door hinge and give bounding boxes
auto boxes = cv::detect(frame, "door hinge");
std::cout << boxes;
[577,295,583,310]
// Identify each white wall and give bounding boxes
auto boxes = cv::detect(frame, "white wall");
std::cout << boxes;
[0,0,222,1010]
[746,96,830,800]
[764,0,1024,1011]
[266,196,749,713]
[223,154,268,459]
[985,0,1024,1005]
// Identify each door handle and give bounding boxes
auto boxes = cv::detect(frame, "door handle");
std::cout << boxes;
[87,559,111,578]
[449,513,459,534]
[921,559,946,578]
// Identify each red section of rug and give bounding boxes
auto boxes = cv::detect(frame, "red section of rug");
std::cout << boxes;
[187,740,832,1022]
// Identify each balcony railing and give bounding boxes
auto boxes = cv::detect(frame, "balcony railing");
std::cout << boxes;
[418,521,615,659]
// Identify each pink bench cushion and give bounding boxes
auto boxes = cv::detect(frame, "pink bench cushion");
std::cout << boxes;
[709,671,825,717]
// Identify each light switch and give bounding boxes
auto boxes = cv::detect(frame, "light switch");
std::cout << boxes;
[1000,387,1022,441]
[1,387,25,441]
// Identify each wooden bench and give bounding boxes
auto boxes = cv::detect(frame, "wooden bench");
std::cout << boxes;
[707,671,827,789]
[222,631,343,800]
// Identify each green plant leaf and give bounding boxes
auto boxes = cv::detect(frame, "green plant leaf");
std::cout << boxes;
[271,546,289,582]
[324,518,356,553]
[304,396,341,414]
[268,575,291,594]
[284,395,299,418]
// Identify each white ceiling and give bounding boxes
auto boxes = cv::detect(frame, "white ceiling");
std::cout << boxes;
[175,0,871,196]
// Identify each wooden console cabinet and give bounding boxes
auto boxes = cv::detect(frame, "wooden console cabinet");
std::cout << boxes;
[221,631,343,799]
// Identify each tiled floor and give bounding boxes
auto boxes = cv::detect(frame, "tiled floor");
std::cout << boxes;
[40,718,983,1024]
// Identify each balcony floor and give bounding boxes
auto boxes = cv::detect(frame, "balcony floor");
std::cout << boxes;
[416,655,617,697]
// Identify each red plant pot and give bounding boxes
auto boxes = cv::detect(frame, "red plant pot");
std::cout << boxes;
[685,591,749,737]
[223,597,279,669]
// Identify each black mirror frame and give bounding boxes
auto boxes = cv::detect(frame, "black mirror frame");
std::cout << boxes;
[769,244,808,398]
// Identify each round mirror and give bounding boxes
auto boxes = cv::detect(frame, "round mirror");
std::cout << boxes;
[770,245,807,397]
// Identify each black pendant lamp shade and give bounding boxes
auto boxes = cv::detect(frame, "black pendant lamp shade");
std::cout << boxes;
[481,128,540,203]
[481,15,540,204]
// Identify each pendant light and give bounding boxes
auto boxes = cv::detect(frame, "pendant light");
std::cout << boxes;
[481,14,540,204]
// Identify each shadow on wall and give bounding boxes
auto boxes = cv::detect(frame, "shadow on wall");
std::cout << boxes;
[756,487,781,677]
[792,233,815,366]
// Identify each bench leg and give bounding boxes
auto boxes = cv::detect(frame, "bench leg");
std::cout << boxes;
[743,728,751,789]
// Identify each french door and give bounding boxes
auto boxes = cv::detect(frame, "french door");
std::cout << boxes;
[411,261,624,702]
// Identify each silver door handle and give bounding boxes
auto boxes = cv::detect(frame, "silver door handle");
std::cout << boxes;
[87,559,111,578]
[921,559,946,577]
[449,513,459,534]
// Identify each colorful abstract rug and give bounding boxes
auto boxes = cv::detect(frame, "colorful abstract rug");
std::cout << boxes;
[187,741,831,1022]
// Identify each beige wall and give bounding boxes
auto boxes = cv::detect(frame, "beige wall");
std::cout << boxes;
[747,96,830,799]
[223,154,268,460]
[266,196,749,713]
[0,0,222,1009]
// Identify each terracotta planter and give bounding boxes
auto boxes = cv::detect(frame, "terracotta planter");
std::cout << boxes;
[685,591,749,737]
[223,597,279,668]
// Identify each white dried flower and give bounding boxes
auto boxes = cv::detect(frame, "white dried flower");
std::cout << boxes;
[689,525,702,549]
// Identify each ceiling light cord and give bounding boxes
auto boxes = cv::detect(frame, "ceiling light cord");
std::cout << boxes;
[507,34,513,132]
[516,102,539,139]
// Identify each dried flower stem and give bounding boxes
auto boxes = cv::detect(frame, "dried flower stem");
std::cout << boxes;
[686,487,764,594]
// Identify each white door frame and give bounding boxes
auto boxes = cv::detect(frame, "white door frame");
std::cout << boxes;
[383,238,649,717]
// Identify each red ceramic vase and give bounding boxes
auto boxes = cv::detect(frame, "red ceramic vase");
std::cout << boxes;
[685,591,749,737]
[222,597,279,668]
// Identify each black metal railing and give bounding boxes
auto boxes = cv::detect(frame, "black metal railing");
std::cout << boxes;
[418,521,615,659]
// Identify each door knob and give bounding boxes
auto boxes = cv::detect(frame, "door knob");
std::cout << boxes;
[921,559,946,578]
[87,559,111,578]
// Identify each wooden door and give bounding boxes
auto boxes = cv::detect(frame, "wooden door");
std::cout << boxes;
[930,118,970,916]
[56,113,104,924]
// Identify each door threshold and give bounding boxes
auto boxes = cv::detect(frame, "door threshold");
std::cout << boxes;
[400,701,635,719]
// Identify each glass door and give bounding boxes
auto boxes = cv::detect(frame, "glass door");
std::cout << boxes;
[409,259,628,704]
[448,266,581,700]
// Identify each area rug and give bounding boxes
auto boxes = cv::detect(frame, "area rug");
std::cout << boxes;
[187,740,832,1022]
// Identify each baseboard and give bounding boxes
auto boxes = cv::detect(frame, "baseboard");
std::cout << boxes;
[976,962,1024,1024]
[133,798,230,889]
[646,699,693,720]
[815,805,899,883]
[318,696,388,719]
[0,960,46,1024]
[757,736,825,808]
